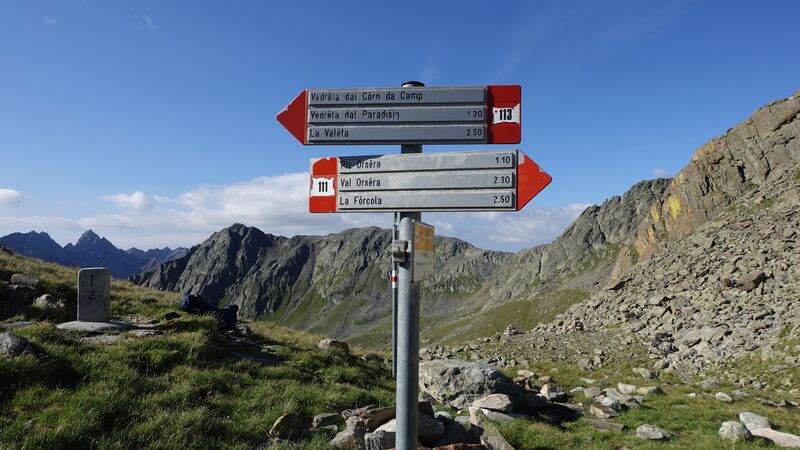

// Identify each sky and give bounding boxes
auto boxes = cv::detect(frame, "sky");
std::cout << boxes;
[1,0,799,252]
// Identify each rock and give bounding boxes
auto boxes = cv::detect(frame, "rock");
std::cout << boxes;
[636,386,662,396]
[715,392,733,402]
[376,415,445,447]
[10,274,39,287]
[737,271,767,292]
[419,360,527,410]
[469,407,515,425]
[268,413,305,440]
[540,384,566,402]
[33,294,70,320]
[583,387,602,398]
[633,367,656,379]
[480,427,516,450]
[363,429,395,450]
[313,413,343,429]
[472,394,514,412]
[636,424,670,440]
[584,418,626,431]
[318,338,349,353]
[330,417,367,449]
[0,332,33,358]
[617,383,637,395]
[163,311,180,320]
[739,412,771,432]
[719,421,752,441]
[589,403,619,419]
[749,428,800,448]
[360,406,396,431]
[503,324,520,336]
[433,420,475,447]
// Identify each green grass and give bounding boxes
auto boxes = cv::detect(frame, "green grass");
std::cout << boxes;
[491,361,800,450]
[422,289,588,345]
[0,252,394,449]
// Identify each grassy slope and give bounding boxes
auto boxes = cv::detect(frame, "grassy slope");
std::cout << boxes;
[0,252,393,450]
[3,252,799,449]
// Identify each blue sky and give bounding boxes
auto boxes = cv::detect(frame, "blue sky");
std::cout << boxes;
[1,0,798,251]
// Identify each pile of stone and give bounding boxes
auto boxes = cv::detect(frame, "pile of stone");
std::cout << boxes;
[527,172,800,385]
[1,272,74,321]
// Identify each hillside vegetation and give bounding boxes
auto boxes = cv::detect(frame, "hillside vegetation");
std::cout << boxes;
[0,250,393,449]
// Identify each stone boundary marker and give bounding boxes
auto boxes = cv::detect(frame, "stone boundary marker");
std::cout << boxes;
[77,268,110,322]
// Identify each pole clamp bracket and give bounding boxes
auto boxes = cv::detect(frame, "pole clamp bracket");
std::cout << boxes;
[391,240,410,262]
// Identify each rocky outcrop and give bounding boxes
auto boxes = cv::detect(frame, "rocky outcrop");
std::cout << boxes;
[633,91,800,260]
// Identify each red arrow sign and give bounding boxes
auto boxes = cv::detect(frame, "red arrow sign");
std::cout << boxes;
[309,150,550,213]
[278,85,521,145]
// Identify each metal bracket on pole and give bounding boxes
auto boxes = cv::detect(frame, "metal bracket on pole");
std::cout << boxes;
[391,240,410,263]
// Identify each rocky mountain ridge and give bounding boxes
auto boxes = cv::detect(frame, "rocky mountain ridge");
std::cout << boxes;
[0,230,187,278]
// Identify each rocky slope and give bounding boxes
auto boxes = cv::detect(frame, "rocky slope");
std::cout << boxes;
[0,230,187,279]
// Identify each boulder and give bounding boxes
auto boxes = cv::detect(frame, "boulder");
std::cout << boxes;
[617,383,637,395]
[636,386,662,396]
[375,415,446,447]
[472,394,514,412]
[739,411,771,431]
[313,412,343,429]
[719,421,752,441]
[10,274,39,287]
[318,338,349,353]
[583,387,602,399]
[469,407,515,425]
[737,271,767,292]
[33,294,70,321]
[589,403,619,419]
[633,367,656,379]
[715,392,733,402]
[540,384,566,402]
[363,429,395,450]
[749,428,800,448]
[419,360,527,410]
[433,419,475,447]
[331,417,367,449]
[0,332,33,358]
[268,413,304,440]
[636,424,670,440]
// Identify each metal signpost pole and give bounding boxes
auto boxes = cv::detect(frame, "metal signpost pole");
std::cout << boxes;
[396,81,423,450]
[392,212,399,379]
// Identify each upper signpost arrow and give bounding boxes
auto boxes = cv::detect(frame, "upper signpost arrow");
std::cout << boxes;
[277,85,521,145]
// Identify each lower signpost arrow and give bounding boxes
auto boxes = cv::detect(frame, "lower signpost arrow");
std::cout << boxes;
[308,149,551,213]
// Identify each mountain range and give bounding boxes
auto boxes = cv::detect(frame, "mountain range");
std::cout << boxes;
[0,230,188,278]
[131,89,799,350]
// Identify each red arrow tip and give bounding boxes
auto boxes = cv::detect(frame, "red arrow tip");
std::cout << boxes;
[516,151,552,211]
[277,90,307,144]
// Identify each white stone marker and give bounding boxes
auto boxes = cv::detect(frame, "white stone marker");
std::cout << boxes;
[77,268,111,322]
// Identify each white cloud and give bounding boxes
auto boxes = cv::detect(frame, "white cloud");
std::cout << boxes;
[42,16,57,27]
[134,13,156,30]
[103,191,149,210]
[0,174,589,252]
[0,189,25,206]
[653,168,669,178]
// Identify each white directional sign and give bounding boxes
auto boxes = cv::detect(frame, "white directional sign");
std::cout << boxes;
[309,150,551,213]
[277,85,522,145]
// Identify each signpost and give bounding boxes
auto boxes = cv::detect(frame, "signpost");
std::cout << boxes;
[277,81,550,450]
[308,150,551,213]
[277,85,522,145]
